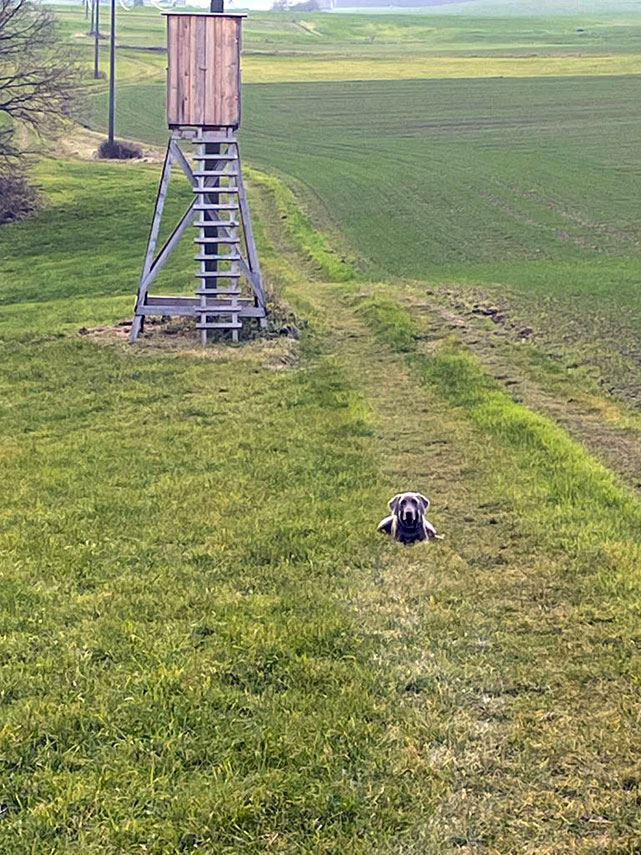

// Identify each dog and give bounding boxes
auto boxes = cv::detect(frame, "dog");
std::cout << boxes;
[378,491,442,546]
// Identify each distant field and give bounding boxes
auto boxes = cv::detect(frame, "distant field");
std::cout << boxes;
[394,0,641,15]
[60,4,641,85]
[336,0,641,15]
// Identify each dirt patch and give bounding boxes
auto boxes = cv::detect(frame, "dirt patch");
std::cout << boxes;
[80,315,302,371]
[54,125,163,163]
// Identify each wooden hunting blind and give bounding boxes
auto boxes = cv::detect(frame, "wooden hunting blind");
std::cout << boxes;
[166,15,241,129]
[131,12,266,345]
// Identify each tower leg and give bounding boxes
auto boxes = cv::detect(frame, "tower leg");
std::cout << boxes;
[130,140,173,343]
[235,141,267,328]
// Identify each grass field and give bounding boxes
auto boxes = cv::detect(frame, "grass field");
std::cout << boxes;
[4,151,641,853]
[76,4,641,402]
[4,3,641,852]
[90,69,641,402]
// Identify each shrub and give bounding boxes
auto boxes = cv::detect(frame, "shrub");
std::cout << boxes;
[0,171,40,225]
[97,139,142,160]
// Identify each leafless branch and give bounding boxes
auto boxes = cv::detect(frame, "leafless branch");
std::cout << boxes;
[0,0,80,167]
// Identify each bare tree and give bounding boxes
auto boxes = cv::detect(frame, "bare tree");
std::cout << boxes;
[0,0,79,165]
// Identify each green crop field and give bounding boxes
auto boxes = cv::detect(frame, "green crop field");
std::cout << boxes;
[87,25,641,401]
[4,2,641,852]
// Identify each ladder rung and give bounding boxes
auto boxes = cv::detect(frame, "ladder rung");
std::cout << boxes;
[193,204,238,211]
[195,250,240,260]
[193,220,240,228]
[193,187,239,194]
[195,288,242,295]
[195,237,237,244]
[193,221,240,229]
[192,254,241,262]
[196,294,252,301]
[195,271,241,277]
[195,155,236,161]
[195,249,240,258]
[194,171,239,177]
[196,322,242,330]
[198,306,242,314]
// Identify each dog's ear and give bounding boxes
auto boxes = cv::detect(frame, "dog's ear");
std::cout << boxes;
[388,494,402,513]
[417,493,430,511]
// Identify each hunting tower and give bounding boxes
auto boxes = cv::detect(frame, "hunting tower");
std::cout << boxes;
[130,11,266,345]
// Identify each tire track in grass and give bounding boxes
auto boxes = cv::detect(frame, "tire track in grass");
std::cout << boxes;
[341,292,641,853]
[250,172,641,852]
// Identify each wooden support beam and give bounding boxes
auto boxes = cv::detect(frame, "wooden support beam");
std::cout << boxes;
[169,139,195,184]
[234,141,267,323]
[136,304,264,318]
[130,140,173,342]
[141,200,197,290]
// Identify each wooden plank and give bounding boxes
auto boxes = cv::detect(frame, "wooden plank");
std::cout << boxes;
[214,16,224,127]
[191,251,241,259]
[138,305,198,317]
[204,15,217,127]
[169,139,195,184]
[138,304,264,318]
[179,15,191,125]
[235,17,242,127]
[193,220,240,228]
[193,205,239,211]
[222,18,240,128]
[194,306,243,314]
[194,263,241,269]
[195,289,245,295]
[234,141,266,312]
[196,323,242,330]
[141,141,173,282]
[166,16,179,126]
[146,295,199,307]
[196,298,251,304]
[141,200,196,290]
[192,186,239,194]
[191,16,206,126]
[193,223,240,231]
[189,15,199,125]
[193,170,239,177]
[130,140,174,343]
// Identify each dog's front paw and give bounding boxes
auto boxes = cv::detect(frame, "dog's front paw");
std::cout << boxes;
[378,515,394,535]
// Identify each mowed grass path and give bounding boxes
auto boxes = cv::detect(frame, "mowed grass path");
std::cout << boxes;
[3,155,641,851]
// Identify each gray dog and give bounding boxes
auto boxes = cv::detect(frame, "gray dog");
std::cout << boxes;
[378,491,442,546]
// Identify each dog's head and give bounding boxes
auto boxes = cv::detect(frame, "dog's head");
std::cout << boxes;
[388,491,430,527]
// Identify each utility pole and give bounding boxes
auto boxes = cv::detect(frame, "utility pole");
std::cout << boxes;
[108,0,116,144]
[93,0,100,79]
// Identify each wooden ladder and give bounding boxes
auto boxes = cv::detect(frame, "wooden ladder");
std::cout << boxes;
[193,139,243,345]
